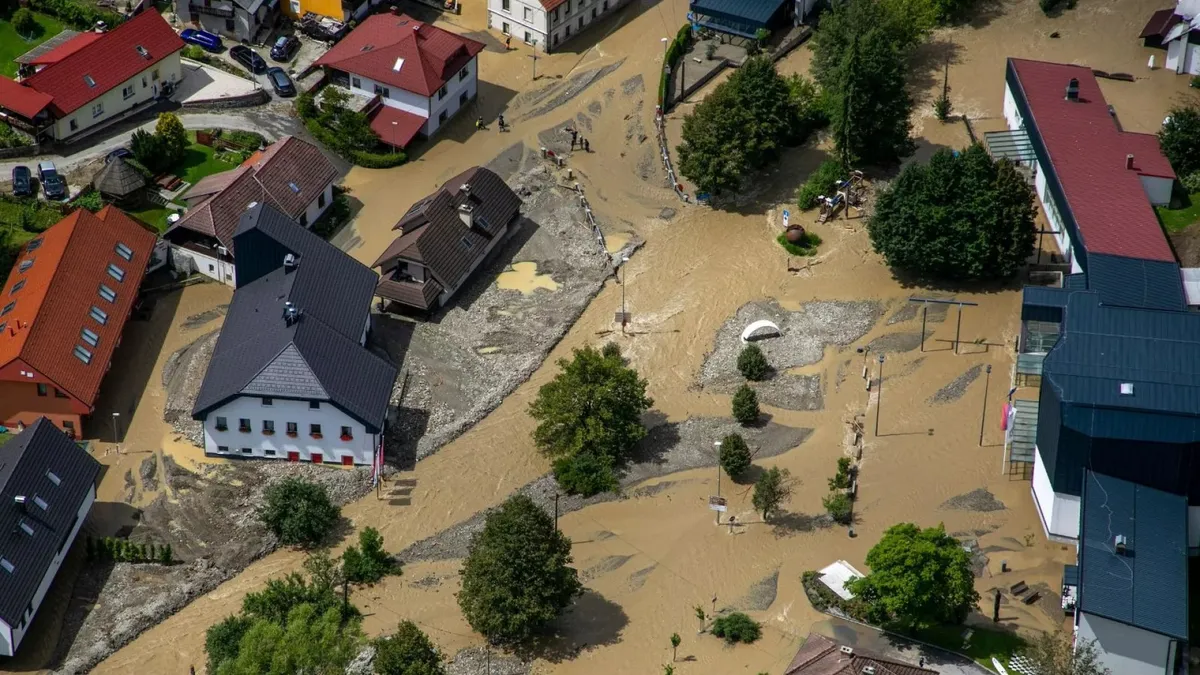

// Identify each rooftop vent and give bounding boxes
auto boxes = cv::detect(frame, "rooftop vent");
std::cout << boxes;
[136,45,149,59]
[284,253,297,269]
[83,74,96,88]
[1125,153,1135,170]
[393,57,404,72]
[862,667,876,675]
[1065,77,1079,101]
[839,646,854,655]
[288,181,301,193]
[1119,382,1134,396]
[13,495,25,507]
[284,301,302,325]
[1115,534,1128,554]
[413,22,422,31]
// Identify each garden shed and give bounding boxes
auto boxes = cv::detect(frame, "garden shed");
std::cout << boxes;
[92,157,147,205]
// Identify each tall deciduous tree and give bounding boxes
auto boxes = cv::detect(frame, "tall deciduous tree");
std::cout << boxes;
[457,495,583,644]
[752,467,792,521]
[214,604,364,675]
[868,144,1036,280]
[155,113,189,169]
[848,522,980,628]
[1159,103,1200,178]
[258,477,341,548]
[1021,629,1111,675]
[374,620,446,675]
[530,343,652,495]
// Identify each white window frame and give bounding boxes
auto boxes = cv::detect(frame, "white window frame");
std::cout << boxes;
[122,84,135,100]
[91,102,104,119]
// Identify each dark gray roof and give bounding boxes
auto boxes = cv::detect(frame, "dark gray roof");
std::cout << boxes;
[1086,253,1185,311]
[1078,471,1187,640]
[1042,290,1200,415]
[0,419,100,627]
[92,157,146,197]
[193,204,396,431]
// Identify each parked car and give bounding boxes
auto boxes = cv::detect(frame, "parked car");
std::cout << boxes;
[180,28,223,53]
[266,68,296,97]
[37,161,65,200]
[230,45,267,75]
[270,35,300,62]
[11,166,31,197]
[105,147,133,164]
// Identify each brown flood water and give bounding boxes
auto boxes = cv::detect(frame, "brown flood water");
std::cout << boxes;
[69,0,1192,672]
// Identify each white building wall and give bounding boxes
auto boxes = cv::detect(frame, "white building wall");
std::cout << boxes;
[0,619,10,657]
[1032,446,1081,542]
[1077,612,1173,675]
[301,183,335,228]
[348,74,430,118]
[8,484,94,655]
[1003,82,1021,130]
[54,52,182,141]
[171,245,234,286]
[547,0,625,52]
[202,396,378,465]
[1140,175,1173,206]
[1187,42,1200,75]
[488,0,549,47]
[424,57,478,136]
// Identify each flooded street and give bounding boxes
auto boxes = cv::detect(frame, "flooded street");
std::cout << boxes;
[23,0,1190,672]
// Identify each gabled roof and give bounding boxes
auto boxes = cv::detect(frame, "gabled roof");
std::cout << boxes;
[193,204,395,430]
[1007,59,1176,263]
[784,634,938,675]
[0,207,156,407]
[313,13,484,97]
[372,166,521,291]
[1078,471,1187,640]
[15,11,184,117]
[165,136,339,253]
[0,418,101,627]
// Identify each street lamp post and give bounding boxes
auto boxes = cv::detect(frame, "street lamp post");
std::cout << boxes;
[619,255,630,334]
[713,440,722,524]
[874,354,884,436]
[111,412,120,453]
[529,40,538,80]
[979,364,993,446]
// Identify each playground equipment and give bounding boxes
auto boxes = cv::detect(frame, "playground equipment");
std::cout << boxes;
[817,170,866,223]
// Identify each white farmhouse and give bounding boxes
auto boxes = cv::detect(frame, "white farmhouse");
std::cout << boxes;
[0,419,101,657]
[486,0,630,52]
[191,203,397,466]
[311,12,485,150]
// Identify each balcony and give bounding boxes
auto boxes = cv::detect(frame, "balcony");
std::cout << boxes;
[190,2,235,17]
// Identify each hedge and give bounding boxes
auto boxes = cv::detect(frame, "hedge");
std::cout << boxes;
[28,0,122,30]
[658,23,694,106]
[304,119,407,169]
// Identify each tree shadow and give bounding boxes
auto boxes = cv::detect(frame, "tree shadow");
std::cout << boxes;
[732,463,765,486]
[906,37,965,99]
[886,264,1028,295]
[708,141,833,217]
[625,416,681,468]
[770,510,835,538]
[511,590,629,663]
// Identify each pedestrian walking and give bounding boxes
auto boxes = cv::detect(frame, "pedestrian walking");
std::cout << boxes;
[583,138,590,152]
[498,114,505,131]
[476,116,484,130]
[568,127,578,148]
[505,35,511,50]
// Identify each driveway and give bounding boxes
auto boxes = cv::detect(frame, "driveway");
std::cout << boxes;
[809,617,997,675]
[173,61,262,105]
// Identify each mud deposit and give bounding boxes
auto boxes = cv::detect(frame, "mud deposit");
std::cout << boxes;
[161,330,219,446]
[928,364,983,405]
[941,488,1006,513]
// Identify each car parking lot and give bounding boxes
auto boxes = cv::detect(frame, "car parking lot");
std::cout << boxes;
[209,32,328,101]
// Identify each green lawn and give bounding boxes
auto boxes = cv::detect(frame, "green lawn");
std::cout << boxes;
[177,133,239,188]
[0,12,67,78]
[128,204,176,233]
[905,624,1027,668]
[1155,191,1200,233]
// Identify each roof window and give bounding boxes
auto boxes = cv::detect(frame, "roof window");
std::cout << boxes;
[32,495,47,511]
[19,520,33,536]
[10,280,24,295]
[360,43,374,51]
[0,558,13,573]
[74,345,92,363]
[1,302,15,316]
[393,57,404,72]
[26,238,42,252]
[0,323,8,334]
[459,237,473,250]
[19,259,33,273]
[46,470,60,486]
[115,242,133,261]
[81,328,99,347]
[107,263,125,282]
[83,74,96,88]
[136,45,149,58]
[99,284,116,303]
[288,182,301,193]
[89,306,108,324]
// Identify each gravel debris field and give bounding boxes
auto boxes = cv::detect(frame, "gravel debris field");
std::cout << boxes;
[162,330,219,445]
[940,488,1006,513]
[724,569,780,613]
[518,60,626,121]
[928,364,983,405]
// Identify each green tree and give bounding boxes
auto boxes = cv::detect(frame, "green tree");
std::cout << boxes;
[215,604,363,675]
[719,433,752,480]
[374,620,445,675]
[1020,629,1111,675]
[828,457,853,490]
[242,570,351,626]
[154,113,189,168]
[709,612,762,644]
[205,615,253,674]
[12,8,39,36]
[812,0,928,86]
[737,344,769,381]
[669,632,681,662]
[303,549,345,597]
[1160,104,1200,177]
[796,160,845,210]
[343,526,397,584]
[752,467,792,521]
[130,129,166,173]
[847,522,980,628]
[786,73,827,138]
[822,492,853,525]
[694,605,706,633]
[868,144,1036,280]
[731,385,760,426]
[159,543,173,565]
[259,477,341,547]
[828,31,913,167]
[530,344,652,496]
[457,494,582,644]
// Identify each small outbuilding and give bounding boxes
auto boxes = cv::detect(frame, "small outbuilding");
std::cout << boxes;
[91,157,146,205]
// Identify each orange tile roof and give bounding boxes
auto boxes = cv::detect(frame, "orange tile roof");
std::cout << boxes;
[0,207,156,406]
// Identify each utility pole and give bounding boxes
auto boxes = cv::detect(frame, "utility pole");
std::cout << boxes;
[713,440,722,524]
[111,412,120,453]
[529,40,538,80]
[554,492,560,530]
[874,354,884,436]
[979,364,993,446]
[619,255,630,334]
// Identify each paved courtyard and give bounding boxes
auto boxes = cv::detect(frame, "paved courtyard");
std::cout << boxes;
[173,61,261,105]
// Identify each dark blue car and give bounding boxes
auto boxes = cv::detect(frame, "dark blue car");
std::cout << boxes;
[180,28,223,52]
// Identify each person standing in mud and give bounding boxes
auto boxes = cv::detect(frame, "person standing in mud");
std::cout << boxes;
[498,114,506,132]
[505,35,511,50]
[583,138,590,152]
[567,127,578,148]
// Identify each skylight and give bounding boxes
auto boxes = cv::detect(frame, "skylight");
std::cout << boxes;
[26,238,41,252]
[288,182,301,193]
[89,305,108,324]
[360,43,375,52]
[10,280,24,295]
[47,470,60,486]
[84,74,96,88]
[81,328,99,347]
[460,237,473,250]
[19,520,33,536]
[107,263,125,282]
[0,323,9,334]
[2,302,15,317]
[135,45,149,58]
[74,345,92,363]
[393,57,404,72]
[115,242,133,261]
[33,495,47,511]
[99,284,116,303]
[19,260,32,273]
[0,558,12,573]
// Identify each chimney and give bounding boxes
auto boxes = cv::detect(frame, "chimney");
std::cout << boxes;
[1125,154,1134,170]
[283,301,300,325]
[839,646,854,655]
[1114,534,1128,554]
[283,253,297,270]
[413,21,422,32]
[1065,78,1079,101]
[458,203,474,228]
[13,495,26,508]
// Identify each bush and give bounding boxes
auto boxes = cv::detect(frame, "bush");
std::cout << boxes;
[1038,0,1059,14]
[796,160,845,210]
[933,93,952,121]
[0,122,31,149]
[258,478,340,548]
[752,466,792,521]
[659,23,693,105]
[1184,172,1200,194]
[1160,104,1200,177]
[710,612,761,644]
[1192,75,1200,89]
[736,344,768,381]
[221,129,266,149]
[205,615,253,674]
[731,385,760,425]
[156,113,188,168]
[777,231,822,256]
[310,191,351,239]
[823,492,853,524]
[719,433,752,479]
[342,527,397,584]
[374,620,445,675]
[70,190,104,212]
[349,148,408,168]
[828,457,853,490]
[28,0,121,30]
[12,8,38,36]
[182,45,208,60]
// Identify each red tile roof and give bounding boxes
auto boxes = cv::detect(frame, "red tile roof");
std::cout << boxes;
[0,76,53,119]
[369,104,425,148]
[0,207,156,407]
[784,634,938,675]
[27,32,103,66]
[1010,59,1176,262]
[20,11,184,117]
[313,14,484,97]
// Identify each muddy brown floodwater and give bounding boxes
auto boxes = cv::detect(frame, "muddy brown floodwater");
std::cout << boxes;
[30,0,1182,673]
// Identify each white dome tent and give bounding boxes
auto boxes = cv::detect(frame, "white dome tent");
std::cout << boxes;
[740,320,781,343]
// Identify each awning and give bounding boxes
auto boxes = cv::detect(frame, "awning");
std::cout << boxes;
[368,104,424,149]
[984,128,1036,163]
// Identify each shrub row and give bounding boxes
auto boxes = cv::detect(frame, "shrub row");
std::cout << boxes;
[658,23,694,106]
[304,118,407,169]
[86,536,174,565]
[28,0,122,30]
